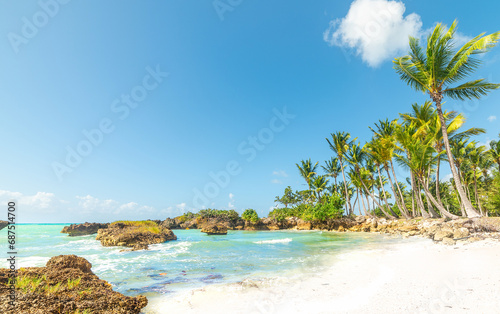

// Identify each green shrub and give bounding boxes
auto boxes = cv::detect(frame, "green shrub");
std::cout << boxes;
[268,208,289,222]
[242,209,259,223]
[301,194,344,221]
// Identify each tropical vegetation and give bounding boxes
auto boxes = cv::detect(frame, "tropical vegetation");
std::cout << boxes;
[273,20,500,220]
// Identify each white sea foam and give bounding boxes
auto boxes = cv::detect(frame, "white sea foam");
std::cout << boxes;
[253,238,292,244]
[18,256,50,267]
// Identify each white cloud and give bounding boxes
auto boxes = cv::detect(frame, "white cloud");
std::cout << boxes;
[0,190,59,214]
[76,195,157,216]
[452,32,472,47]
[0,190,183,223]
[323,0,422,67]
[488,115,497,122]
[271,179,283,184]
[442,174,453,182]
[228,193,235,209]
[272,170,288,177]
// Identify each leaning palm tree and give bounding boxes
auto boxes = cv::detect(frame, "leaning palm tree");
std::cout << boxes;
[394,20,500,218]
[397,140,459,219]
[347,143,396,219]
[369,120,411,218]
[326,132,355,215]
[402,102,485,204]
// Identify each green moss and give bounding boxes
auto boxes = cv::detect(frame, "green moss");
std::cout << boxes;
[67,277,81,289]
[111,220,161,234]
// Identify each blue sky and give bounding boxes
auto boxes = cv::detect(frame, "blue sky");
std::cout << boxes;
[1,0,499,223]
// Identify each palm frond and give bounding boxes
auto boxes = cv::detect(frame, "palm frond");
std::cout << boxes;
[446,31,500,83]
[393,56,428,92]
[443,79,500,100]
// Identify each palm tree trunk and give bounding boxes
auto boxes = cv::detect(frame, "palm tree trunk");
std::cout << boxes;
[435,154,442,204]
[374,166,397,219]
[365,193,375,217]
[473,169,483,215]
[419,177,459,219]
[361,168,395,219]
[411,170,428,218]
[359,189,368,216]
[423,178,440,218]
[411,189,415,217]
[353,191,359,213]
[338,157,352,215]
[378,172,399,218]
[385,164,410,219]
[389,159,411,218]
[434,99,481,218]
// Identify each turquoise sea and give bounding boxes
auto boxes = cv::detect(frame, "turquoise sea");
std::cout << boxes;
[1,224,407,308]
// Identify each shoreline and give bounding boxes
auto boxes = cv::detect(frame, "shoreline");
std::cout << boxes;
[144,237,500,313]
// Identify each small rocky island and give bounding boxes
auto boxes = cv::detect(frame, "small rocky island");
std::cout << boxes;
[61,222,109,236]
[200,223,228,235]
[0,255,147,313]
[96,220,177,250]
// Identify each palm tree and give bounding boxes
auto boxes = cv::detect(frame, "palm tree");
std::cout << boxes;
[394,20,500,218]
[402,102,485,204]
[397,140,458,219]
[489,134,500,172]
[369,120,411,218]
[347,143,396,219]
[395,123,431,218]
[327,132,355,215]
[468,143,488,215]
[296,159,318,194]
[322,157,342,187]
[311,175,329,203]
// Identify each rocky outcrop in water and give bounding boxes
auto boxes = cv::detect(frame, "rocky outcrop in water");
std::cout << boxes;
[0,255,147,313]
[96,221,177,250]
[0,221,8,231]
[201,224,228,235]
[61,222,109,236]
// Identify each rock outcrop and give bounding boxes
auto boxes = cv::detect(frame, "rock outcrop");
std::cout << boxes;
[0,221,8,231]
[61,222,109,236]
[0,255,147,313]
[345,216,500,245]
[161,218,182,229]
[201,224,228,235]
[96,221,177,250]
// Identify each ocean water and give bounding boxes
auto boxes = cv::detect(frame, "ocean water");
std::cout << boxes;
[1,224,406,306]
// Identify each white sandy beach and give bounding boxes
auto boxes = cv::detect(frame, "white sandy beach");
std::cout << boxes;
[145,238,500,314]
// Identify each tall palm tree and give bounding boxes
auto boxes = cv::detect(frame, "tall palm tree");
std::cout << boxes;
[296,159,318,193]
[322,157,342,187]
[347,143,396,219]
[369,120,411,218]
[327,132,355,215]
[394,20,500,218]
[402,103,485,204]
[395,123,430,218]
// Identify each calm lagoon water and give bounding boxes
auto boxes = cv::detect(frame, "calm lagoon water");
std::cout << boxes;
[1,224,404,299]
